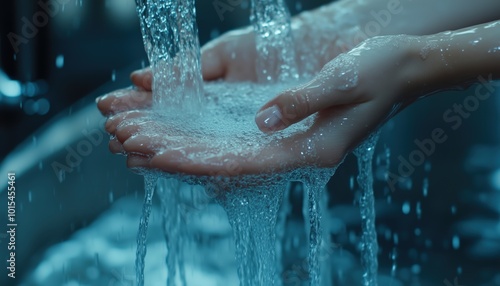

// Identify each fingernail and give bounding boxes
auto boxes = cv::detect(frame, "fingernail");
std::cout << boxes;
[95,94,107,103]
[131,68,147,77]
[255,105,286,131]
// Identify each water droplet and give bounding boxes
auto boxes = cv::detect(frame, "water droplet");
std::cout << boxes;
[414,228,421,236]
[37,98,51,115]
[422,178,429,197]
[402,201,411,214]
[56,55,65,69]
[399,177,412,190]
[425,239,432,248]
[411,264,421,274]
[488,46,500,53]
[469,38,482,45]
[58,169,66,183]
[452,235,460,249]
[416,201,422,219]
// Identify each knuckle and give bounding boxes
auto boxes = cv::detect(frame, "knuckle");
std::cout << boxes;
[282,91,311,122]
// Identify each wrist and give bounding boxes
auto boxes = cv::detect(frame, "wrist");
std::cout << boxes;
[407,23,500,101]
[382,35,436,104]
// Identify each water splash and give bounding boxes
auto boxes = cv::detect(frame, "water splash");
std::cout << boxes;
[250,0,299,82]
[276,185,292,279]
[354,132,380,286]
[217,182,286,286]
[302,168,337,286]
[156,178,188,286]
[135,0,204,113]
[135,173,158,286]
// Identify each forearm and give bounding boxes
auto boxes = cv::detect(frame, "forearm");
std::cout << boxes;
[405,21,500,101]
[350,0,500,36]
[296,0,500,40]
[291,0,500,72]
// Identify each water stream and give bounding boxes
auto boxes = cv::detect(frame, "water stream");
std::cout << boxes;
[302,169,338,286]
[135,0,204,113]
[135,172,158,286]
[354,133,380,286]
[157,178,189,286]
[216,180,285,286]
[250,0,299,82]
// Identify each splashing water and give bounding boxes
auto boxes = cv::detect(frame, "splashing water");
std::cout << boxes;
[354,132,380,286]
[157,178,189,286]
[136,173,158,286]
[212,167,336,286]
[135,0,204,113]
[302,169,337,286]
[276,185,292,279]
[216,181,285,286]
[250,0,299,82]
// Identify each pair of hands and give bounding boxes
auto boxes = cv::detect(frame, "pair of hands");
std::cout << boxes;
[97,27,421,176]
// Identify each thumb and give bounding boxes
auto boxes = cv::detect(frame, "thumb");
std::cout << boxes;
[255,58,361,132]
[201,42,226,81]
[129,41,227,90]
[130,67,153,91]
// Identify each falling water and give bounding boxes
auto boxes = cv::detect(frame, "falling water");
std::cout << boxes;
[217,181,285,286]
[216,168,336,286]
[135,0,204,113]
[135,173,158,286]
[156,178,188,286]
[276,185,292,279]
[354,132,380,286]
[302,169,337,286]
[250,0,299,82]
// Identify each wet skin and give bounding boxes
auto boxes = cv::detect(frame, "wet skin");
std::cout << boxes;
[97,19,500,177]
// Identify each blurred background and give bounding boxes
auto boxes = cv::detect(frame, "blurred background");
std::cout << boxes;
[1,1,499,286]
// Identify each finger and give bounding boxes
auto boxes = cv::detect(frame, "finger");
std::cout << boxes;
[108,137,125,154]
[255,56,363,132]
[130,67,153,91]
[96,88,152,116]
[105,110,147,134]
[149,150,207,176]
[201,41,226,81]
[127,154,151,169]
[115,122,147,144]
[122,134,165,156]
